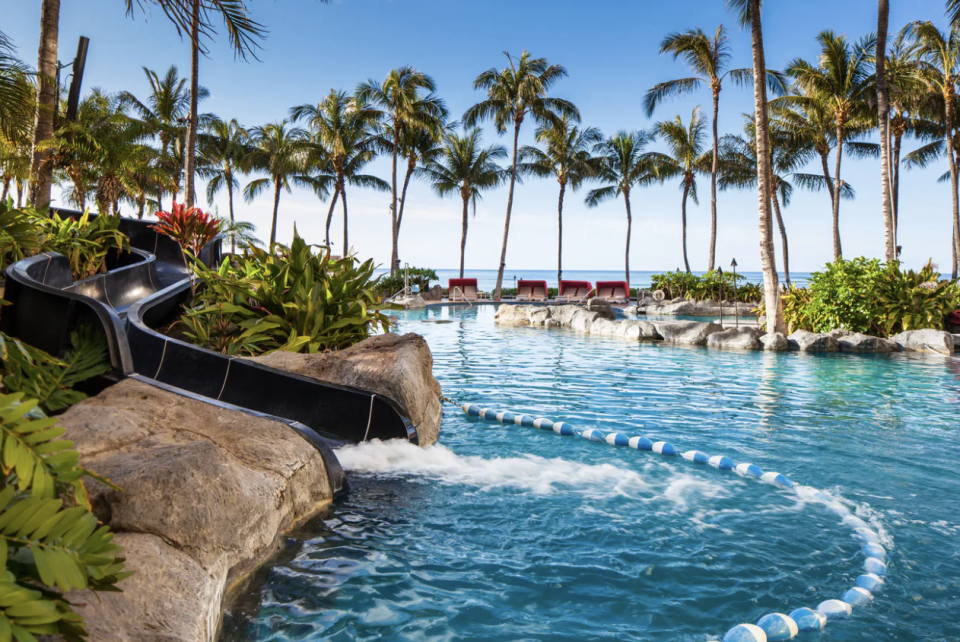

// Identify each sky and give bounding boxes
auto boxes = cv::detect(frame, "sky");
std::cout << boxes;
[4,0,955,273]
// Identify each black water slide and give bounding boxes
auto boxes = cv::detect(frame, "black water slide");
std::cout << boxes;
[2,213,419,466]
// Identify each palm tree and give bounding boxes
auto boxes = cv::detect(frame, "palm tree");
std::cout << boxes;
[398,125,447,241]
[518,116,601,284]
[291,90,383,248]
[125,0,267,210]
[726,0,784,333]
[0,31,34,144]
[649,108,711,273]
[356,68,447,273]
[199,117,250,253]
[27,0,59,209]
[876,0,896,261]
[464,51,578,298]
[217,217,261,252]
[786,31,876,261]
[242,121,311,248]
[907,21,960,277]
[643,25,786,271]
[418,128,507,277]
[585,131,659,286]
[119,144,169,219]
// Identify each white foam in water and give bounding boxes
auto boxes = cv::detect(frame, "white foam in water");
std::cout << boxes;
[336,439,652,496]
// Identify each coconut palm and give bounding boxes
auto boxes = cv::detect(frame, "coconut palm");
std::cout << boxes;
[119,144,170,219]
[356,67,447,272]
[418,128,507,277]
[518,116,602,284]
[649,108,712,273]
[199,117,251,252]
[585,131,659,286]
[906,21,960,277]
[0,31,34,143]
[876,0,896,261]
[1,133,31,204]
[786,31,876,261]
[217,217,261,252]
[643,25,787,271]
[464,51,579,298]
[28,0,60,209]
[242,121,312,248]
[398,125,447,240]
[725,0,784,333]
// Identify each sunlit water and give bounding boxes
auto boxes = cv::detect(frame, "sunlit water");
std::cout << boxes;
[222,305,960,641]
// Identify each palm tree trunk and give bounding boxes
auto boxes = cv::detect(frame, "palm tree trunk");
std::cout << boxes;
[819,152,835,204]
[947,92,959,279]
[270,179,281,248]
[1,178,10,202]
[16,181,23,208]
[832,125,844,261]
[557,181,566,285]
[494,121,522,300]
[681,182,691,273]
[893,132,902,239]
[709,88,720,271]
[138,197,146,219]
[226,175,236,254]
[876,0,895,262]
[389,134,399,274]
[29,0,60,210]
[460,194,469,279]
[342,186,349,254]
[624,189,633,286]
[749,0,784,334]
[771,188,790,285]
[325,186,340,248]
[183,0,200,209]
[397,156,415,232]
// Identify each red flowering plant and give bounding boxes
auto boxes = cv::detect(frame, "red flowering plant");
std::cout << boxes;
[150,203,222,293]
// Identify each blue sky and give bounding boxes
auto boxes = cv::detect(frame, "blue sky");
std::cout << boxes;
[5,0,954,273]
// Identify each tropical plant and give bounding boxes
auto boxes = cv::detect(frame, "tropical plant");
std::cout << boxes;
[374,266,438,298]
[0,31,33,144]
[242,121,312,247]
[0,198,42,274]
[356,68,447,273]
[420,128,506,278]
[180,229,392,356]
[463,51,578,298]
[216,217,261,252]
[29,0,60,209]
[876,0,896,261]
[152,203,221,260]
[199,117,250,253]
[585,131,659,285]
[35,209,129,280]
[650,108,712,273]
[518,116,601,284]
[650,269,757,302]
[643,24,786,270]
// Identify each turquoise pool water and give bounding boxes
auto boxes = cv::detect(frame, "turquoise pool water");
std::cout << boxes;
[223,306,960,641]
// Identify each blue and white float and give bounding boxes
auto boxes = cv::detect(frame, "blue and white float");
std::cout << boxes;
[756,613,798,641]
[817,599,853,619]
[723,623,767,642]
[787,607,825,632]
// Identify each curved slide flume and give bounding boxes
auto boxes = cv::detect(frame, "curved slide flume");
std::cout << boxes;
[1,212,419,479]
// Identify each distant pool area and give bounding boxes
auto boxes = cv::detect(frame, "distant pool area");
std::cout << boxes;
[224,305,960,642]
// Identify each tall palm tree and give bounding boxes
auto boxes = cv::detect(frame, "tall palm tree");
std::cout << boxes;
[0,31,34,144]
[518,116,602,284]
[464,50,578,298]
[649,108,711,273]
[397,125,447,240]
[786,31,876,261]
[585,131,659,286]
[643,25,786,270]
[119,144,170,219]
[356,67,447,273]
[242,121,311,248]
[418,128,507,277]
[28,0,59,209]
[125,0,267,210]
[907,21,960,277]
[199,117,250,253]
[291,90,385,250]
[876,0,896,261]
[726,0,785,333]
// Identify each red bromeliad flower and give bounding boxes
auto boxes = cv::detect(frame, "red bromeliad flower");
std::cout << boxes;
[151,203,222,259]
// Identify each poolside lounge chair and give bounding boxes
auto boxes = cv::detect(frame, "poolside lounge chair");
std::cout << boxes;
[449,278,479,302]
[555,280,593,303]
[516,279,549,302]
[594,280,630,304]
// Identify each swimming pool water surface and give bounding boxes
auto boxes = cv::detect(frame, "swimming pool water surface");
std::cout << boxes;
[222,306,960,641]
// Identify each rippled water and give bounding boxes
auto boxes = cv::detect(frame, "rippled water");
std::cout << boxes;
[222,306,960,641]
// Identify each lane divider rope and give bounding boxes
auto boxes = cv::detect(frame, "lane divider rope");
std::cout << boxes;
[443,398,888,642]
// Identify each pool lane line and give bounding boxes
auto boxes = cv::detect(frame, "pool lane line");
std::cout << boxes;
[447,399,889,642]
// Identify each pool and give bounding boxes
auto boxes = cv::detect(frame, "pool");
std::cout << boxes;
[222,305,960,641]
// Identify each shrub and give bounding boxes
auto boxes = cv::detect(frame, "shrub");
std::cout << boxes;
[151,203,222,260]
[650,270,758,302]
[181,229,393,356]
[374,267,438,299]
[35,210,128,281]
[0,198,43,274]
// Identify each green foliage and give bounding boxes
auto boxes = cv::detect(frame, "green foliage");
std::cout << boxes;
[650,270,759,302]
[0,327,111,415]
[0,199,42,275]
[0,391,130,641]
[181,229,394,356]
[375,267,438,299]
[777,258,960,336]
[35,210,129,281]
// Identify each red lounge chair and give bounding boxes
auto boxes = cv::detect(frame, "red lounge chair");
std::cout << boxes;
[516,279,549,302]
[595,280,630,303]
[449,278,479,302]
[556,280,593,303]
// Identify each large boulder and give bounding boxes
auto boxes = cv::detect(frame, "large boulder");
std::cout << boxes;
[651,320,723,346]
[760,332,789,352]
[707,327,761,350]
[420,284,443,301]
[788,329,839,352]
[56,378,338,642]
[891,329,955,356]
[828,328,897,353]
[588,317,621,336]
[251,333,443,446]
[393,294,426,309]
[569,309,602,332]
[622,305,640,318]
[585,297,616,320]
[617,320,661,341]
[494,304,538,324]
[645,300,700,316]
